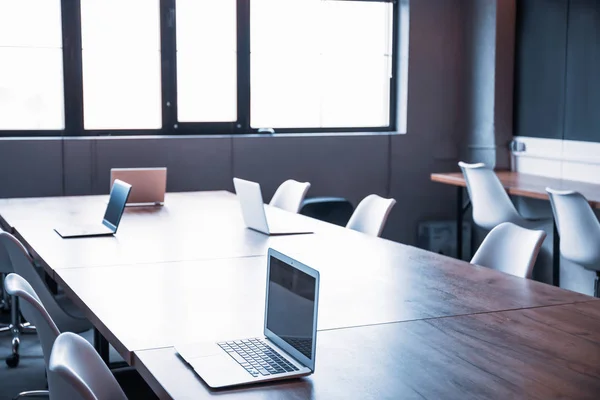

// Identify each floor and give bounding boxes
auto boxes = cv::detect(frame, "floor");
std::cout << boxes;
[0,305,156,400]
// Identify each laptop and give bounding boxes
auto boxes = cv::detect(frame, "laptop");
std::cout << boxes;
[110,167,166,205]
[54,179,132,238]
[176,248,320,389]
[233,178,313,235]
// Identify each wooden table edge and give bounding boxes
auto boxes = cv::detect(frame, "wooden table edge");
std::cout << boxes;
[430,173,467,187]
[53,270,133,365]
[133,349,175,400]
[431,171,600,208]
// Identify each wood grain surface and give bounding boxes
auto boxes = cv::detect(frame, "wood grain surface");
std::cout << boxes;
[54,244,594,364]
[134,301,600,400]
[431,171,600,208]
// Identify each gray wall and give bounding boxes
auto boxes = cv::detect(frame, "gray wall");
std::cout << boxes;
[0,0,466,247]
[515,0,600,143]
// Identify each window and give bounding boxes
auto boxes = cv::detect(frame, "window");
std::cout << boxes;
[176,0,237,123]
[81,0,162,129]
[0,0,399,135]
[0,0,64,130]
[251,0,394,129]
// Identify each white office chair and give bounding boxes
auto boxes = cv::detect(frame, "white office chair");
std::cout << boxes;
[547,188,600,296]
[458,162,537,230]
[4,273,69,399]
[0,241,14,334]
[0,231,91,367]
[269,179,311,213]
[346,195,396,237]
[50,332,128,400]
[0,231,37,368]
[471,222,547,279]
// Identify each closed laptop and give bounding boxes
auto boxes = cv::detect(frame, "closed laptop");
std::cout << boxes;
[110,167,167,205]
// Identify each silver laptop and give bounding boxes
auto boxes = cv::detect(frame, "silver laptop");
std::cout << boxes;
[176,248,320,389]
[110,167,166,205]
[54,179,132,238]
[233,178,313,235]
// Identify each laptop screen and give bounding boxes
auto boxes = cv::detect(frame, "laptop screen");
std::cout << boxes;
[102,180,131,230]
[266,256,316,361]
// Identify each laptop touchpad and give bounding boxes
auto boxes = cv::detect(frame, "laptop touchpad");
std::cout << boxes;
[178,342,222,359]
[191,354,251,388]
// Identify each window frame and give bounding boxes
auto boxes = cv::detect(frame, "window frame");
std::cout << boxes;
[0,0,399,137]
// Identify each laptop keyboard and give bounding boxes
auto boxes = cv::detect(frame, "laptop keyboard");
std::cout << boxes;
[217,338,300,377]
[282,337,312,359]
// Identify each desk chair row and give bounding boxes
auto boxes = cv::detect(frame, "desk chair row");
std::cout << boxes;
[0,232,91,372]
[269,179,396,237]
[459,162,600,296]
[278,177,548,283]
[0,233,155,399]
[5,273,150,400]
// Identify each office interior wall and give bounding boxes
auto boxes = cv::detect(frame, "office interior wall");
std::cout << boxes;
[0,0,468,247]
[515,0,600,144]
[512,0,600,295]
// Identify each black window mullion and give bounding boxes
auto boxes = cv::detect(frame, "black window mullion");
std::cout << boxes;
[161,0,178,133]
[237,0,251,133]
[389,0,399,132]
[61,0,84,136]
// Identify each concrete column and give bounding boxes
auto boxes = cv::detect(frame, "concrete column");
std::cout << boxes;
[462,0,516,169]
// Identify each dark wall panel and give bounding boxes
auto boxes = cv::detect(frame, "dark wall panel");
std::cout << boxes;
[232,134,389,207]
[91,137,233,194]
[63,139,93,195]
[0,140,63,198]
[564,0,600,142]
[514,0,568,139]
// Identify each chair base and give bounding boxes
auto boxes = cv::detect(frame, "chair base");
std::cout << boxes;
[594,272,600,298]
[13,390,49,399]
[3,294,36,369]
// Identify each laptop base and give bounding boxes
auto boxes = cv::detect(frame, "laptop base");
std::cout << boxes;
[176,338,311,389]
[54,225,115,239]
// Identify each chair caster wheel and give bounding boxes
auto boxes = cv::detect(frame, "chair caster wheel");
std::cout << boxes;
[6,354,19,368]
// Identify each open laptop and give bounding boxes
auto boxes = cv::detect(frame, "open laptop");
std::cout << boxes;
[54,179,132,238]
[233,178,313,235]
[110,167,166,205]
[176,248,320,389]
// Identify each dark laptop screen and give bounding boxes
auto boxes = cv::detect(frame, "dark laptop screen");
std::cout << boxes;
[266,256,316,360]
[103,180,131,230]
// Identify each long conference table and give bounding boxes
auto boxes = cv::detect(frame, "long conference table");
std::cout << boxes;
[1,191,600,399]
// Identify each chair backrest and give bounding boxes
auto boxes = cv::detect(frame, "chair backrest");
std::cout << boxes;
[458,162,524,230]
[50,332,128,400]
[269,179,311,213]
[0,231,12,274]
[547,188,600,269]
[4,273,60,367]
[470,222,546,279]
[346,194,396,237]
[4,273,78,400]
[0,232,88,333]
[300,197,354,227]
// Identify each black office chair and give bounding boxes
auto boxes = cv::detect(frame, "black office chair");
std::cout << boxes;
[300,197,354,227]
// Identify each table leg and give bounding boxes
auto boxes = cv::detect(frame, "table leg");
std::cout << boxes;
[552,220,560,288]
[595,272,600,298]
[457,187,463,260]
[94,328,110,366]
[44,271,58,295]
